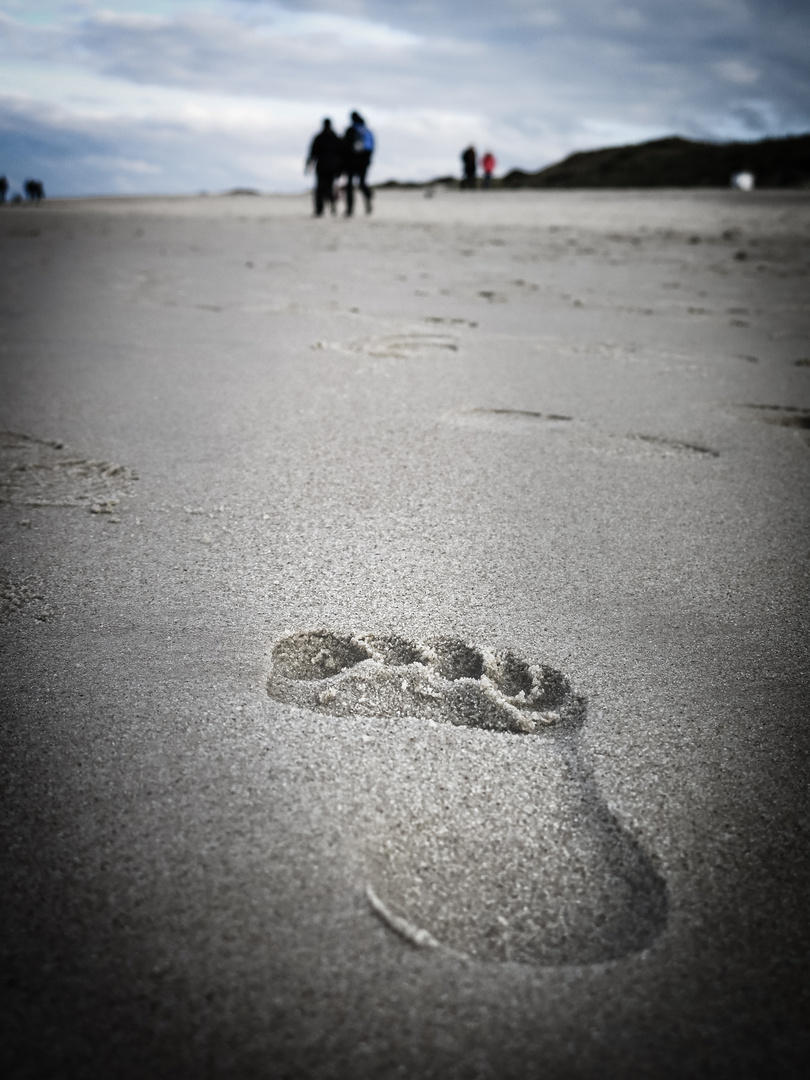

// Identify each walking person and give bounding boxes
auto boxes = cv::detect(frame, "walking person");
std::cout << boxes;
[306,118,342,217]
[0,175,8,203]
[24,180,44,202]
[481,150,496,188]
[461,145,477,189]
[343,111,374,216]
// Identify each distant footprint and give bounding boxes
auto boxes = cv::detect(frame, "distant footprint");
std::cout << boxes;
[0,568,51,622]
[424,316,478,328]
[315,332,459,360]
[474,406,573,422]
[744,404,810,430]
[443,408,718,458]
[447,407,573,432]
[267,630,667,965]
[0,431,138,515]
[625,433,719,457]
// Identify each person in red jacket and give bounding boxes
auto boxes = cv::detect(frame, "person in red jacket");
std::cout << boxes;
[481,150,496,188]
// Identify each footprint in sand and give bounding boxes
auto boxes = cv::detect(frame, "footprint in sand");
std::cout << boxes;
[267,630,667,965]
[447,406,721,455]
[0,568,52,622]
[625,433,719,457]
[0,431,137,516]
[446,407,573,434]
[744,404,810,431]
[445,409,718,458]
[313,332,460,360]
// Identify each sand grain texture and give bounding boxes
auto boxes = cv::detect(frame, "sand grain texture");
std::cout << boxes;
[1,189,809,1078]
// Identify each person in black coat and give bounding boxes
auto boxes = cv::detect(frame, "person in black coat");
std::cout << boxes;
[461,146,477,189]
[306,119,342,216]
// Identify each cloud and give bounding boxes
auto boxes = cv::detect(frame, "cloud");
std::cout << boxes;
[0,80,541,195]
[715,59,759,86]
[0,0,807,195]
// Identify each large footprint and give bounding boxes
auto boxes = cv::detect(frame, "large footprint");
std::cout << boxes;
[267,630,667,965]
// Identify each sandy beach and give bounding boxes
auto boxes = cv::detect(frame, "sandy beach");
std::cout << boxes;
[1,187,809,1078]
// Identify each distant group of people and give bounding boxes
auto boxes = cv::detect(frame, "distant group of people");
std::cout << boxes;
[306,112,375,217]
[0,176,45,204]
[461,147,497,189]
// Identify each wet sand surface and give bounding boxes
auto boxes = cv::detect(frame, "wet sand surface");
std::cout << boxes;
[1,189,809,1078]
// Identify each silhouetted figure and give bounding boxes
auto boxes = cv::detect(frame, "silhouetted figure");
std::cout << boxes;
[481,150,496,188]
[306,119,342,216]
[461,145,477,189]
[343,111,374,216]
[24,180,44,202]
[0,175,7,203]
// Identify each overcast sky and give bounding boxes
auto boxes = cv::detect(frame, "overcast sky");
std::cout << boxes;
[1,0,808,196]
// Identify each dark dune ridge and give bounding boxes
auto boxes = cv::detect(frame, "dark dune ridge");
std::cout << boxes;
[502,134,810,189]
[379,133,810,190]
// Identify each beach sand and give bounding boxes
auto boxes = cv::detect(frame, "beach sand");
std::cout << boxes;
[1,188,809,1077]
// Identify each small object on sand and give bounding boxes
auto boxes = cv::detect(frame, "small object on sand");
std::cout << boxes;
[366,884,440,950]
[89,499,119,515]
[731,171,755,191]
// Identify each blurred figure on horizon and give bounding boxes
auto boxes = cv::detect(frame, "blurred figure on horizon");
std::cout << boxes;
[0,175,7,203]
[24,179,44,202]
[343,111,374,216]
[481,150,496,188]
[461,145,477,189]
[306,118,342,217]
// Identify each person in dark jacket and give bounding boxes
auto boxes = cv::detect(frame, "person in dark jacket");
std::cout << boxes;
[306,118,342,216]
[0,175,8,203]
[343,111,374,217]
[24,179,45,202]
[461,145,477,189]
